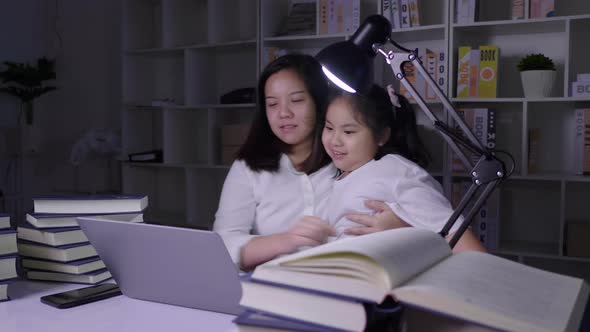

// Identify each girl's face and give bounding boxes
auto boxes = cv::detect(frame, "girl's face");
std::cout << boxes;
[265,69,316,151]
[322,96,385,173]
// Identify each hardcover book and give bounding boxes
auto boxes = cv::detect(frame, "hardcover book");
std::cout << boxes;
[478,45,499,98]
[17,240,97,262]
[21,256,105,275]
[25,268,112,285]
[0,229,17,256]
[17,223,87,246]
[26,211,144,229]
[33,194,148,214]
[244,228,588,332]
[0,213,10,230]
[0,254,18,281]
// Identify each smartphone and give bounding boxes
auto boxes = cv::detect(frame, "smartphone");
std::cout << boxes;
[40,283,122,309]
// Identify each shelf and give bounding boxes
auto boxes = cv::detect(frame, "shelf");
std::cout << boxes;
[494,249,590,264]
[124,162,231,170]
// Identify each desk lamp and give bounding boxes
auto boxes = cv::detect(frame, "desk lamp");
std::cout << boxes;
[316,15,513,248]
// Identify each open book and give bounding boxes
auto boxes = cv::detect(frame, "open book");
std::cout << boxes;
[243,228,589,332]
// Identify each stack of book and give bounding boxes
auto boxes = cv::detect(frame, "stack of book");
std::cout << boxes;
[0,213,17,302]
[234,228,589,332]
[17,195,147,285]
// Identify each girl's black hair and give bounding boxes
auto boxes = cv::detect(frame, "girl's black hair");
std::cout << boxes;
[236,53,331,174]
[324,85,431,168]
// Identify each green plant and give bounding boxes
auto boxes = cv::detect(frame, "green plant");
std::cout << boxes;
[0,57,57,124]
[517,53,556,72]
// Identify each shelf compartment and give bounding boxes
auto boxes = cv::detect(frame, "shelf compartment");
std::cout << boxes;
[123,52,185,105]
[498,180,561,255]
[122,165,187,225]
[526,102,587,175]
[523,257,590,281]
[186,168,230,230]
[452,20,567,99]
[210,107,256,166]
[208,0,258,43]
[185,47,257,105]
[122,108,163,158]
[569,18,590,97]
[123,0,163,50]
[564,181,590,224]
[163,109,209,164]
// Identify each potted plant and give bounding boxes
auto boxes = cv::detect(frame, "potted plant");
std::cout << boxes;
[0,57,57,125]
[517,53,556,98]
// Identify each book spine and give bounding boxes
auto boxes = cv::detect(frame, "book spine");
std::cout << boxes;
[425,50,438,101]
[437,49,447,94]
[319,0,328,34]
[469,49,480,97]
[391,0,401,29]
[400,0,411,28]
[574,109,584,175]
[530,0,542,18]
[456,46,471,98]
[408,0,420,27]
[382,0,391,26]
[478,45,499,98]
[468,0,477,23]
[456,0,470,23]
[527,128,541,174]
[400,62,416,102]
[512,0,525,19]
[585,109,590,174]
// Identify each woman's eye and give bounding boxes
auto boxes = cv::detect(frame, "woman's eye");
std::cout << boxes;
[291,99,303,103]
[324,126,333,131]
[344,131,354,135]
[266,103,277,108]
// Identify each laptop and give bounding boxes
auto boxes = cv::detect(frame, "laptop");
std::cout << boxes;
[77,217,242,315]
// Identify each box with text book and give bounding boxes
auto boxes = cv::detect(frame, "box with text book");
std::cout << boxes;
[241,228,589,332]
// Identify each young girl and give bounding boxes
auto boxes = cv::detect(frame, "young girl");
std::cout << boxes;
[321,84,485,251]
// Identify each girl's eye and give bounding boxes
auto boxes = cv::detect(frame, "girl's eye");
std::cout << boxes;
[324,126,333,131]
[344,131,355,135]
[291,99,303,103]
[266,103,277,108]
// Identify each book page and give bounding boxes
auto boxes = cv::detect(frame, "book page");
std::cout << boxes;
[394,252,589,332]
[261,228,451,289]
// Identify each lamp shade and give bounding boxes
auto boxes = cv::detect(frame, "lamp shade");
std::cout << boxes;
[315,15,391,95]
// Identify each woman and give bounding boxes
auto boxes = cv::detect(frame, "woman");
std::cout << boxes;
[213,54,407,271]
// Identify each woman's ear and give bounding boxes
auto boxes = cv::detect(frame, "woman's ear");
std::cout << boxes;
[378,127,391,146]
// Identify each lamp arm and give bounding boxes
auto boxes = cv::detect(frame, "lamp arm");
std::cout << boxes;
[377,45,507,247]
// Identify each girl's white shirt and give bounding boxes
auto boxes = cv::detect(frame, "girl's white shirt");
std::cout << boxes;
[213,154,337,264]
[323,154,462,239]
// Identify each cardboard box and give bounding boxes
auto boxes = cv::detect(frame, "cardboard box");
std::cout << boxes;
[566,222,590,258]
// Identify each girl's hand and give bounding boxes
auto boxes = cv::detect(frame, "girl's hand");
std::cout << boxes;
[343,200,410,236]
[285,216,336,250]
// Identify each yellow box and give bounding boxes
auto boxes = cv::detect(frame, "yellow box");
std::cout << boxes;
[478,45,499,98]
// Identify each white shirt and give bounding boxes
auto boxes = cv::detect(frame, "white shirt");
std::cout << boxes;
[213,154,337,264]
[323,154,462,239]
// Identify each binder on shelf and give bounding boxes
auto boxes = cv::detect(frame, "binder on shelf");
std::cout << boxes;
[128,149,163,163]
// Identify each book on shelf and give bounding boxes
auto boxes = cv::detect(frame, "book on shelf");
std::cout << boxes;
[17,240,97,262]
[389,0,402,30]
[528,127,541,174]
[128,149,163,163]
[512,0,525,19]
[573,108,590,175]
[0,228,17,256]
[478,45,499,98]
[530,0,555,18]
[17,223,87,246]
[26,211,144,229]
[21,256,106,275]
[0,213,10,229]
[25,268,112,285]
[407,0,420,27]
[456,0,476,23]
[451,108,495,173]
[456,46,471,98]
[399,0,410,28]
[469,48,480,98]
[0,254,18,281]
[33,194,148,214]
[243,228,589,332]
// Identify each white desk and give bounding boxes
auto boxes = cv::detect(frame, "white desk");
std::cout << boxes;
[1,280,240,332]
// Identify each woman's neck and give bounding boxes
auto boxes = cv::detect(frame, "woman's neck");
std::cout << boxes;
[287,140,312,171]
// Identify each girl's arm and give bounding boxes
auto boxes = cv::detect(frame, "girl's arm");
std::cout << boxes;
[447,228,487,253]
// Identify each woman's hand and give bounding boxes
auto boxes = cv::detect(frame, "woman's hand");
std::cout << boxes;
[343,200,410,236]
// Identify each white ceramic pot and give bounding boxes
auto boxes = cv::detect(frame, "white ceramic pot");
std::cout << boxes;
[520,70,556,98]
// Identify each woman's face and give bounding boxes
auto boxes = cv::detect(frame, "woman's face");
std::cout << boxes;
[322,96,382,173]
[265,69,316,151]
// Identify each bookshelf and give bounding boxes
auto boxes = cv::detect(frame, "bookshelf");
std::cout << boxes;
[121,0,590,280]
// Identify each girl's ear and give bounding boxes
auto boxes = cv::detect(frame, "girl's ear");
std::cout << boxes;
[379,127,391,146]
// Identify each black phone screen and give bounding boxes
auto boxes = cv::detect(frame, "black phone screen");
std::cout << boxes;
[41,283,121,308]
